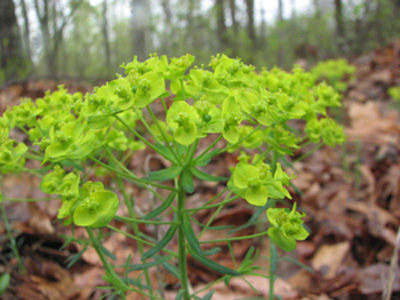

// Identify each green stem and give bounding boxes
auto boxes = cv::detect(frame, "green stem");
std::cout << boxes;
[133,107,163,144]
[161,98,183,162]
[194,135,222,163]
[188,187,228,215]
[187,194,239,212]
[191,276,225,297]
[0,203,26,274]
[161,98,169,112]
[115,177,153,296]
[82,150,107,182]
[113,114,163,156]
[17,126,30,136]
[199,230,270,244]
[177,181,190,300]
[24,152,44,161]
[185,139,198,166]
[107,225,178,257]
[115,215,177,225]
[269,241,276,300]
[254,147,272,165]
[146,105,180,163]
[106,147,177,193]
[217,125,262,155]
[197,204,223,239]
[33,119,45,136]
[88,155,176,193]
[268,199,278,300]
[293,143,323,163]
[86,228,127,298]
[27,146,43,156]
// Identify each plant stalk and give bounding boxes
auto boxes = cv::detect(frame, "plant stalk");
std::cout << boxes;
[269,238,278,300]
[86,228,127,299]
[1,203,26,274]
[177,181,190,300]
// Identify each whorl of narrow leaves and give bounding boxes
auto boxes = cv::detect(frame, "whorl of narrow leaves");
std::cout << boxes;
[0,54,345,238]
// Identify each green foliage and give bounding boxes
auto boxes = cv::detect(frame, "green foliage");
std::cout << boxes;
[0,273,10,297]
[389,85,400,102]
[267,203,309,252]
[0,54,346,299]
[311,59,356,93]
[229,162,291,206]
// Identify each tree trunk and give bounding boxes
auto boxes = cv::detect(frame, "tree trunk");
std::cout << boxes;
[34,0,53,74]
[102,0,111,75]
[185,0,196,48]
[161,0,173,55]
[245,0,256,61]
[216,0,228,52]
[50,0,59,75]
[0,0,24,79]
[334,0,345,50]
[228,0,238,56]
[277,0,284,22]
[291,0,296,18]
[131,0,148,60]
[259,0,267,50]
[313,0,321,18]
[20,0,32,64]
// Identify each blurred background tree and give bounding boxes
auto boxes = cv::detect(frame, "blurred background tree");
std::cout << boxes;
[0,0,399,84]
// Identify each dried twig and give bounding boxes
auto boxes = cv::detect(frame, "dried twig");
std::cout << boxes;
[383,226,400,300]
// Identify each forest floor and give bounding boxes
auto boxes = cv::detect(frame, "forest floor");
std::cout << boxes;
[1,40,400,300]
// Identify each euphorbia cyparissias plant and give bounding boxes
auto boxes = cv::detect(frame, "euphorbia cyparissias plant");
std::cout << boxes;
[0,54,345,299]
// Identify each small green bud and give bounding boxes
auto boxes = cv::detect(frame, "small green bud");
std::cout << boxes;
[202,114,211,122]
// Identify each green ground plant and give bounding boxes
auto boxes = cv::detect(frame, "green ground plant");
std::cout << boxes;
[389,85,400,103]
[311,58,356,93]
[0,54,345,299]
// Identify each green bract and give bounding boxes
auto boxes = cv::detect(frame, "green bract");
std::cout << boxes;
[133,72,166,108]
[194,100,223,135]
[222,96,242,144]
[44,120,98,162]
[267,203,309,251]
[56,181,119,228]
[73,190,118,228]
[232,163,269,206]
[40,165,66,195]
[166,101,198,145]
[230,162,292,206]
[0,141,27,174]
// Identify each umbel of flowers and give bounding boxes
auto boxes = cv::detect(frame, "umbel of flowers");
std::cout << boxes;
[0,54,345,298]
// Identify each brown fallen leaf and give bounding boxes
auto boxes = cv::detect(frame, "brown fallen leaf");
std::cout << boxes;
[28,202,55,235]
[194,275,299,300]
[357,263,400,295]
[300,294,331,300]
[311,241,350,279]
